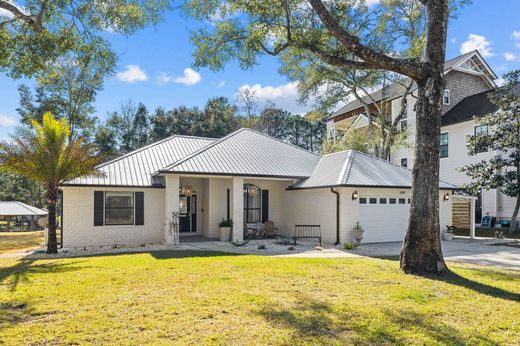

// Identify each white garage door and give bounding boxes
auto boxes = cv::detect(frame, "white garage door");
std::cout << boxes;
[358,196,410,243]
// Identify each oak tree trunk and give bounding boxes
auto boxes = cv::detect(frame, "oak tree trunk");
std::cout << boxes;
[46,188,58,254]
[400,0,449,275]
[510,198,520,234]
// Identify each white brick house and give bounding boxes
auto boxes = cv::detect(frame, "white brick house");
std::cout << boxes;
[326,50,514,228]
[62,128,455,248]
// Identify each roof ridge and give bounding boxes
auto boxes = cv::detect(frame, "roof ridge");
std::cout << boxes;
[338,150,355,185]
[158,128,248,172]
[350,150,414,173]
[240,127,321,157]
[97,134,216,168]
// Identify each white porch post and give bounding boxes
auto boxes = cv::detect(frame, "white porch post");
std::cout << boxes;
[470,198,476,239]
[231,176,244,241]
[165,174,180,245]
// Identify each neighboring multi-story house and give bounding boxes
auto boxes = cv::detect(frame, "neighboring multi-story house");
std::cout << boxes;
[326,50,515,228]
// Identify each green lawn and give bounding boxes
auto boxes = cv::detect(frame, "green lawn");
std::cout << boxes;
[0,231,45,254]
[0,230,62,254]
[1,252,519,345]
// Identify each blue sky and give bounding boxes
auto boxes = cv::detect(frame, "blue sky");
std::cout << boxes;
[1,0,520,139]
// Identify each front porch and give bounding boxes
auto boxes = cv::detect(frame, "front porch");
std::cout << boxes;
[163,174,292,243]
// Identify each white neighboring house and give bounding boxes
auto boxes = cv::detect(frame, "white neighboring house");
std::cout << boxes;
[62,128,456,248]
[326,50,514,228]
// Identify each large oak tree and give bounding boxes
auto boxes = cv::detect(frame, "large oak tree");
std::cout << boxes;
[183,0,454,274]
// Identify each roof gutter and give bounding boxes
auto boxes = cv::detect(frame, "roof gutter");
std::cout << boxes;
[330,187,340,245]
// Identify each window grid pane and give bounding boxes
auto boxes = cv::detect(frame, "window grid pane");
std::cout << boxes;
[105,192,134,225]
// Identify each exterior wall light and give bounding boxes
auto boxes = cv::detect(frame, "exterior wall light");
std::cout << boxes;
[352,191,359,200]
[443,193,450,201]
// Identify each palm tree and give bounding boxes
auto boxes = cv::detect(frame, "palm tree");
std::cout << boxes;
[0,113,104,253]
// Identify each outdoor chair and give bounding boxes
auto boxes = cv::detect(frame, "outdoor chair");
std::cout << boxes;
[263,220,278,238]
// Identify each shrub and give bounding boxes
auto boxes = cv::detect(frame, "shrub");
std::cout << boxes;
[343,242,359,250]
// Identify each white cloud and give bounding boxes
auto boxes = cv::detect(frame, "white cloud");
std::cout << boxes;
[212,80,225,88]
[156,72,173,85]
[450,38,457,44]
[460,34,494,57]
[365,0,380,6]
[504,52,517,61]
[0,113,18,127]
[512,31,520,48]
[174,68,201,86]
[236,82,319,114]
[116,65,148,83]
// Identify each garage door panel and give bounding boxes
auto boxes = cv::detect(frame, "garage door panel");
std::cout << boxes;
[358,200,409,243]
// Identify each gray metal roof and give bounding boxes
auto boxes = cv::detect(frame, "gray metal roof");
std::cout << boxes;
[327,50,495,121]
[159,128,321,178]
[66,135,216,187]
[290,150,457,190]
[0,201,47,216]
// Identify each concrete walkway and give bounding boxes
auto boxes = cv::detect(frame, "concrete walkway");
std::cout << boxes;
[2,237,518,271]
[352,238,520,270]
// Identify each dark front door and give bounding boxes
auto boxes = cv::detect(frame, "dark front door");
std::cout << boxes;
[179,195,197,233]
[475,191,482,224]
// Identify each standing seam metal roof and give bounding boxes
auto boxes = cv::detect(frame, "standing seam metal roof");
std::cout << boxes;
[0,201,48,216]
[160,128,321,178]
[290,150,457,189]
[66,135,216,186]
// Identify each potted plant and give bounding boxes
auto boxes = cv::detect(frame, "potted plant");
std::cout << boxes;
[443,225,455,241]
[352,221,365,243]
[218,218,233,242]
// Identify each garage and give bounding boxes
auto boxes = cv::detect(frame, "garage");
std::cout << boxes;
[358,196,410,243]
[289,150,455,244]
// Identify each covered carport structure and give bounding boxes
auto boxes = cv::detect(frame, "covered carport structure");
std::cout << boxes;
[0,201,47,232]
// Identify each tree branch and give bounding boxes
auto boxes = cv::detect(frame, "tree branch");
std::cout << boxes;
[307,0,424,80]
[0,0,42,31]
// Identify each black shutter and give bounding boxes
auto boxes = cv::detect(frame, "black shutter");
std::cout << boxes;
[94,191,104,226]
[135,192,144,225]
[262,190,269,223]
[226,189,230,220]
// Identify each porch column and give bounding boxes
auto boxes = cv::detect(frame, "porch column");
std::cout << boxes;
[231,176,244,241]
[164,174,180,245]
[470,198,476,239]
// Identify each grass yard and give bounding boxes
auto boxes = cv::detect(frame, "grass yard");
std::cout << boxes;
[1,252,519,345]
[0,231,45,254]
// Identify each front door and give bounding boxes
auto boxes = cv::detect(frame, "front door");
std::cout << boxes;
[179,195,197,233]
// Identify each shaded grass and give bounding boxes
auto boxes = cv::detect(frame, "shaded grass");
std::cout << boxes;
[0,251,519,344]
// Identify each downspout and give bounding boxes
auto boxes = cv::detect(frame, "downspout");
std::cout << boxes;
[330,188,340,245]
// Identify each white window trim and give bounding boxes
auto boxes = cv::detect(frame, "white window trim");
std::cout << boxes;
[443,90,451,105]
[104,191,136,227]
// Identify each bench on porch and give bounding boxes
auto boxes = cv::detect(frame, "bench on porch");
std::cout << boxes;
[293,225,321,246]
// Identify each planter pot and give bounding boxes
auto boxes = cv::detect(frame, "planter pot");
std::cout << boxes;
[442,232,454,241]
[353,229,365,243]
[219,227,231,242]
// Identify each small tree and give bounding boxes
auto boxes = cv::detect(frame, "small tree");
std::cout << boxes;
[460,70,520,234]
[0,113,105,253]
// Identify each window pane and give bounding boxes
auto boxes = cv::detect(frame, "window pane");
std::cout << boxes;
[359,198,367,204]
[106,192,133,208]
[399,198,406,204]
[401,158,407,168]
[105,192,134,225]
[440,133,448,158]
[389,198,397,204]
[105,208,134,225]
[379,198,387,204]
[369,198,377,204]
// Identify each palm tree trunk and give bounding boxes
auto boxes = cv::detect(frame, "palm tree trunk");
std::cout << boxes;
[510,198,520,234]
[46,187,58,254]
